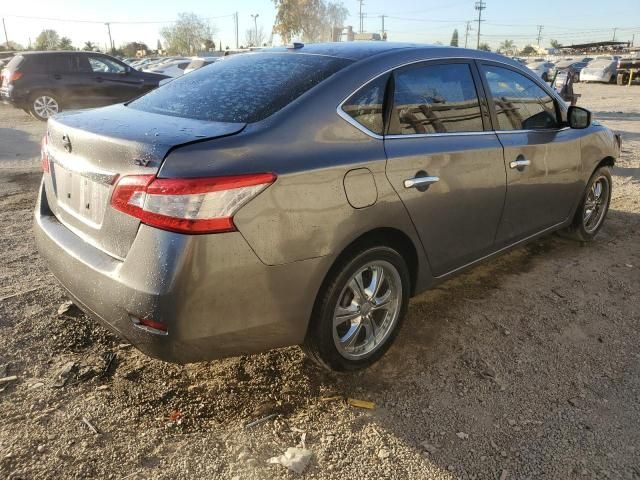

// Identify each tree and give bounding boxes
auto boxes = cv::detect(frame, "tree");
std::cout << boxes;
[273,0,348,43]
[520,45,536,56]
[203,39,216,51]
[122,42,149,57]
[478,42,491,52]
[156,39,163,52]
[499,39,517,55]
[245,26,266,47]
[35,30,60,50]
[83,41,97,51]
[0,41,24,51]
[450,29,459,47]
[160,13,217,55]
[58,37,74,50]
[550,39,562,49]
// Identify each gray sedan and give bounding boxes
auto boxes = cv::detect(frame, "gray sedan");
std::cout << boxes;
[34,43,619,371]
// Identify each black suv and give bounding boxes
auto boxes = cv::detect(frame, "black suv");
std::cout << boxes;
[1,51,169,120]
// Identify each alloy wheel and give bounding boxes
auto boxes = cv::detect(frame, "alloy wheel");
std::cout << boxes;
[33,96,59,119]
[583,175,610,233]
[332,260,402,360]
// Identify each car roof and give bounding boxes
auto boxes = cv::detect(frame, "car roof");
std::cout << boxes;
[267,41,442,61]
[20,51,105,56]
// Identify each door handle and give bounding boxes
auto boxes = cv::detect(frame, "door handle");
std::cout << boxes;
[509,158,531,169]
[95,77,104,83]
[403,176,440,189]
[53,74,62,80]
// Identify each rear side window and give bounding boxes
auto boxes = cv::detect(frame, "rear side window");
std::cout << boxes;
[341,74,388,135]
[129,53,352,123]
[389,63,484,135]
[481,65,558,130]
[21,54,76,73]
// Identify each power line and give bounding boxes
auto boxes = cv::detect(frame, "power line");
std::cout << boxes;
[5,13,234,25]
[474,1,486,49]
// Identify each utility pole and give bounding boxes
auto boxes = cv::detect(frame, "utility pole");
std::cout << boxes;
[250,14,259,46]
[474,1,486,49]
[632,33,635,47]
[234,12,239,49]
[2,18,8,49]
[380,14,386,36]
[105,23,114,53]
[536,25,543,46]
[358,0,365,33]
[612,27,618,42]
[464,21,472,48]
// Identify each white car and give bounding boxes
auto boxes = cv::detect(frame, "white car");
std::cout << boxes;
[580,56,618,83]
[145,59,191,78]
[183,57,219,74]
[526,60,554,81]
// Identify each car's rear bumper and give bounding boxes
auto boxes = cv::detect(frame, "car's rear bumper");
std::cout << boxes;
[33,179,327,363]
[0,86,27,108]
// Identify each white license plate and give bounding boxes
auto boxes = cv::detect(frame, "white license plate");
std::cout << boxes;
[53,164,110,227]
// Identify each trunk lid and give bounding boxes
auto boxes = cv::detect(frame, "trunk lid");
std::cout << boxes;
[44,104,245,259]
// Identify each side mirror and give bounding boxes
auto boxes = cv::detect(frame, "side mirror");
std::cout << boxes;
[567,106,591,129]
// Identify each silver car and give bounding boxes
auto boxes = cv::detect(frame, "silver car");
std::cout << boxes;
[580,56,619,83]
[34,43,620,371]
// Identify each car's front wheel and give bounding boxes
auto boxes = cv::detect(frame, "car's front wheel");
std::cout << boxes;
[304,245,410,371]
[29,92,61,121]
[562,166,612,242]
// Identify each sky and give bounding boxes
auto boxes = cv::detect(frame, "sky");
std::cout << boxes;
[2,0,640,52]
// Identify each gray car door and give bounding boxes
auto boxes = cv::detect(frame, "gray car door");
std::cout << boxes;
[384,60,507,277]
[477,62,583,246]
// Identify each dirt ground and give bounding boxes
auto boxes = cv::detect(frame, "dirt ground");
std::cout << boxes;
[0,83,639,480]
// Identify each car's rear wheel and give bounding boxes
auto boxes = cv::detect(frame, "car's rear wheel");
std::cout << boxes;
[304,245,410,371]
[562,166,612,242]
[29,92,60,121]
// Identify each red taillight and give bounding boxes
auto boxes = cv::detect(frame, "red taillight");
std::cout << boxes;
[41,135,50,173]
[110,173,276,234]
[3,70,22,82]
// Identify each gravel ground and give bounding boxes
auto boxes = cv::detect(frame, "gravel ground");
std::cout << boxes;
[0,83,639,480]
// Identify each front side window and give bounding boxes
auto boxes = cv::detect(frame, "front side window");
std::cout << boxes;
[87,56,126,74]
[341,74,388,135]
[482,65,558,131]
[389,63,484,135]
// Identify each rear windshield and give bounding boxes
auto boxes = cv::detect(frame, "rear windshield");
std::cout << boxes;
[128,52,352,123]
[5,55,24,70]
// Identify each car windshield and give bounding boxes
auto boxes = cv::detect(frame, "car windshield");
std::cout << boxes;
[128,52,352,123]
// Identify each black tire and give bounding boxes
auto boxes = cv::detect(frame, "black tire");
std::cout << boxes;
[616,73,628,86]
[561,166,612,242]
[303,245,410,372]
[28,91,61,121]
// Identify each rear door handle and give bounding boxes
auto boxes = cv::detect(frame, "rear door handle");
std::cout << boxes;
[95,77,104,83]
[53,74,62,80]
[403,176,440,189]
[509,158,531,169]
